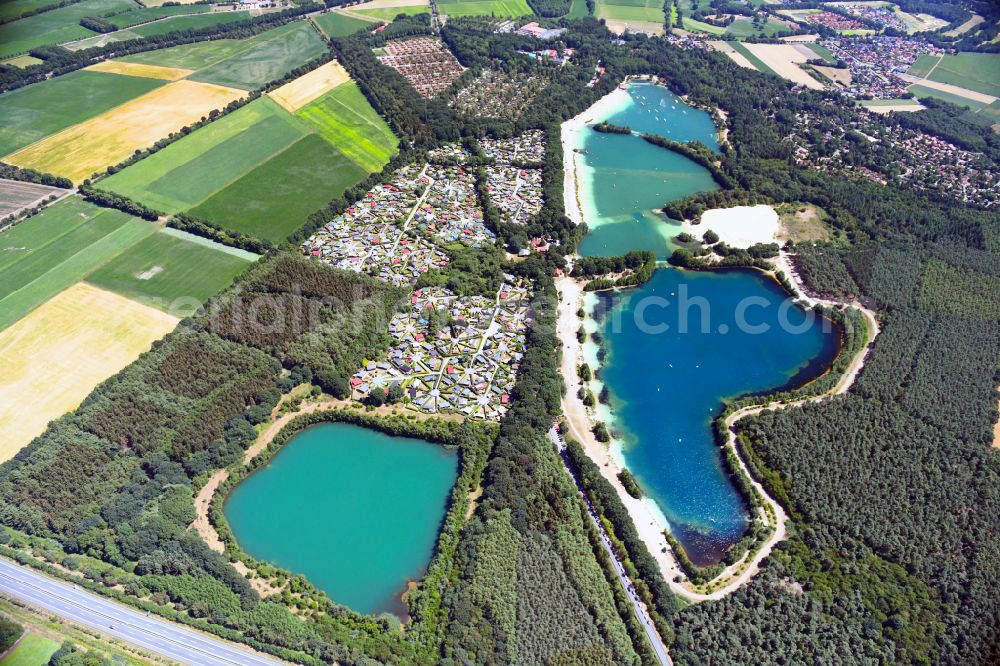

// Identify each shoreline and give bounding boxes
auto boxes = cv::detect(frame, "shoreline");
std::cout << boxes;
[561,85,632,230]
[558,86,882,601]
[556,276,689,590]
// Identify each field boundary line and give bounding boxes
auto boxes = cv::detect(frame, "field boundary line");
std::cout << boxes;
[0,77,171,162]
[131,104,308,212]
[0,218,156,328]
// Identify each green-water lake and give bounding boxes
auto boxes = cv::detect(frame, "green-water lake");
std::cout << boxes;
[225,423,457,616]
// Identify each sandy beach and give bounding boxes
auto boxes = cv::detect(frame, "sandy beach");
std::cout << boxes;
[561,86,630,229]
[688,204,780,248]
[556,277,689,590]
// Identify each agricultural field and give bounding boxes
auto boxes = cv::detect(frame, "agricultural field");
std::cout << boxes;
[344,0,429,21]
[119,37,256,70]
[188,19,327,90]
[907,84,989,110]
[741,43,824,89]
[267,60,351,112]
[0,197,157,329]
[596,0,663,34]
[100,62,395,242]
[0,53,42,67]
[313,9,377,37]
[435,0,533,18]
[0,0,56,22]
[295,81,399,171]
[189,133,368,242]
[0,0,132,58]
[0,178,67,218]
[106,3,210,28]
[0,69,164,156]
[86,228,256,313]
[0,281,178,461]
[3,79,245,183]
[62,10,253,50]
[907,53,1000,98]
[351,5,428,20]
[99,97,308,212]
[84,59,194,81]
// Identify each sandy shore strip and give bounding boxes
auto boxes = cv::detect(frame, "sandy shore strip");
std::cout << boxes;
[561,86,630,228]
[686,204,780,248]
[556,277,691,590]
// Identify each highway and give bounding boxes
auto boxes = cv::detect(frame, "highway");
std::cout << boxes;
[548,427,673,666]
[0,558,286,666]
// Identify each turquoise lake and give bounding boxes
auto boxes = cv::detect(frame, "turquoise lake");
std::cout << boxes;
[577,83,840,565]
[576,82,719,259]
[225,423,457,615]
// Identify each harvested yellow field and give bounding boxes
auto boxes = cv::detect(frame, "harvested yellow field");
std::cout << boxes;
[85,60,194,81]
[0,282,178,462]
[710,41,756,70]
[4,80,244,184]
[743,43,825,90]
[267,60,350,112]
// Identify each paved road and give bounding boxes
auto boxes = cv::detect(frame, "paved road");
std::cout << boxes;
[548,427,673,666]
[0,558,286,666]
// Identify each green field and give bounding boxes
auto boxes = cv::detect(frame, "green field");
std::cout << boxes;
[313,10,374,37]
[908,52,1000,98]
[129,10,252,38]
[0,0,132,57]
[434,0,533,17]
[0,632,60,666]
[908,84,989,111]
[0,0,57,22]
[681,16,725,34]
[725,16,789,37]
[107,4,210,28]
[566,0,590,18]
[0,69,164,156]
[352,5,428,20]
[100,97,307,211]
[296,81,398,172]
[0,197,156,329]
[596,0,663,23]
[86,229,254,312]
[101,69,395,243]
[805,42,836,64]
[119,38,252,70]
[189,20,327,90]
[729,41,776,75]
[0,53,43,67]
[190,134,368,242]
[907,53,939,78]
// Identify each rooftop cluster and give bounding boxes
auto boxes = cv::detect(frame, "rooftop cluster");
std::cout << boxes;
[377,37,464,97]
[800,10,869,31]
[788,111,998,208]
[450,69,548,121]
[821,36,945,98]
[481,129,546,164]
[833,3,906,31]
[351,281,532,419]
[303,165,448,286]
